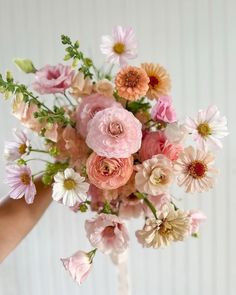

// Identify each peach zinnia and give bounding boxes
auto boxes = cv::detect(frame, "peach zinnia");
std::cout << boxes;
[115,66,149,101]
[141,63,171,99]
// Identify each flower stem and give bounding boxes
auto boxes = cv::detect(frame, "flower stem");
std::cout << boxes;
[30,148,49,154]
[64,91,75,107]
[143,196,158,219]
[25,158,51,164]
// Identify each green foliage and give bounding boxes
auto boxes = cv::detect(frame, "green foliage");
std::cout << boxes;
[42,162,69,185]
[126,97,151,114]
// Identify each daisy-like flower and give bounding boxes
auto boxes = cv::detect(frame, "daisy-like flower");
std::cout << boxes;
[136,204,190,248]
[52,168,89,207]
[115,66,149,101]
[174,146,218,193]
[100,26,137,66]
[141,63,171,99]
[185,105,228,150]
[4,129,30,161]
[5,165,36,204]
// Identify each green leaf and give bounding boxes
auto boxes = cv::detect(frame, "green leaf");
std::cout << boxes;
[14,58,37,74]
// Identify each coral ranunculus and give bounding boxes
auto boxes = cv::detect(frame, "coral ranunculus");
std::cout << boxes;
[86,152,133,190]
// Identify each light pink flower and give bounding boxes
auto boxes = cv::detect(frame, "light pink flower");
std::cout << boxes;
[5,165,36,204]
[139,131,183,162]
[143,193,171,217]
[32,64,75,94]
[4,129,30,161]
[86,107,142,158]
[76,93,121,138]
[119,194,143,219]
[85,213,129,254]
[164,122,188,144]
[61,250,93,285]
[151,96,176,123]
[185,105,228,150]
[100,26,137,66]
[188,210,207,235]
[86,152,133,190]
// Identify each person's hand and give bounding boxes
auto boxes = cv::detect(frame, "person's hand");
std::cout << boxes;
[0,177,52,263]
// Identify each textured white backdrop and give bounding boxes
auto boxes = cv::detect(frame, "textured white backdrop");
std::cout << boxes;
[0,0,236,294]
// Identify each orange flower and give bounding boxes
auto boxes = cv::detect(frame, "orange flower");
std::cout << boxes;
[141,63,171,99]
[115,66,149,101]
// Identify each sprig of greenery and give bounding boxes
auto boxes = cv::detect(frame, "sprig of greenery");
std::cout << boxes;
[61,34,93,78]
[42,162,69,185]
[126,97,151,114]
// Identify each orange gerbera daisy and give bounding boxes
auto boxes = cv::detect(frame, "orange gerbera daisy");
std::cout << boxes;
[141,63,171,100]
[115,66,149,101]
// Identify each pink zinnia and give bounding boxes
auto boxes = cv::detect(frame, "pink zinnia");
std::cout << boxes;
[86,107,142,158]
[5,165,36,204]
[100,26,137,66]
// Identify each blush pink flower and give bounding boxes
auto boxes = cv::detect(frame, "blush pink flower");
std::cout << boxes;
[86,152,133,190]
[61,250,94,285]
[164,122,188,144]
[139,131,183,162]
[76,93,122,138]
[85,213,129,254]
[188,210,207,235]
[143,193,171,217]
[32,64,75,94]
[119,193,143,219]
[70,72,93,98]
[5,165,36,204]
[151,96,176,123]
[86,107,142,158]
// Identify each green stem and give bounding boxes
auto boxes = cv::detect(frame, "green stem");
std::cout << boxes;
[143,196,158,219]
[64,91,75,107]
[30,148,49,154]
[25,158,51,164]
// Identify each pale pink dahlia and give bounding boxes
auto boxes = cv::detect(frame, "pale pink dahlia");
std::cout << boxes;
[86,107,142,158]
[174,146,218,193]
[100,26,137,66]
[75,93,122,138]
[85,213,129,254]
[5,165,36,204]
[185,105,228,150]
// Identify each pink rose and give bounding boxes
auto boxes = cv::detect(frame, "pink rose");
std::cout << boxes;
[85,213,129,254]
[151,96,176,123]
[32,64,75,94]
[188,210,207,234]
[86,107,142,158]
[76,93,122,138]
[61,250,93,285]
[86,152,133,190]
[139,131,183,162]
[143,193,171,217]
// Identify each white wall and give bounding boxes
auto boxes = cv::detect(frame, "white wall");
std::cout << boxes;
[0,0,235,294]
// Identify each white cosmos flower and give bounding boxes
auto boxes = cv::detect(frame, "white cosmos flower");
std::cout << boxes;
[185,105,228,150]
[52,168,89,207]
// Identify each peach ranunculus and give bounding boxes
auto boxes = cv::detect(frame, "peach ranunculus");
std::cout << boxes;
[86,152,133,190]
[135,155,174,195]
[85,213,129,254]
[76,93,122,138]
[139,131,183,162]
[94,79,114,97]
[70,72,93,98]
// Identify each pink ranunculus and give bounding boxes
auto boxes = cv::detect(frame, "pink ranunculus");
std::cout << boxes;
[143,193,171,217]
[76,93,122,138]
[86,107,142,158]
[86,152,133,190]
[151,96,176,123]
[188,210,207,234]
[61,250,93,285]
[85,213,129,254]
[32,64,75,94]
[139,131,183,162]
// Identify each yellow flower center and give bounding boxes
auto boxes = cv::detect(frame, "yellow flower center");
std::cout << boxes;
[18,143,27,154]
[20,173,31,185]
[197,122,212,137]
[150,168,166,185]
[113,42,125,54]
[64,178,77,190]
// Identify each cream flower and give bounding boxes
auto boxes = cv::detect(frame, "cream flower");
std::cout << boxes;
[70,72,93,98]
[94,79,114,97]
[52,168,89,207]
[174,146,218,193]
[136,204,190,248]
[135,155,174,195]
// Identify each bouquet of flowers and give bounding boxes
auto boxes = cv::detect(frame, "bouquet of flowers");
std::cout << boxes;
[0,26,228,286]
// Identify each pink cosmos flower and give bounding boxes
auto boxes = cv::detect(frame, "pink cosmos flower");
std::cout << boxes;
[86,152,133,190]
[76,93,122,138]
[86,107,142,158]
[61,250,93,285]
[143,193,171,217]
[100,26,137,66]
[5,165,36,204]
[4,129,30,161]
[85,213,129,254]
[139,131,183,162]
[151,96,176,123]
[32,64,75,94]
[188,210,207,235]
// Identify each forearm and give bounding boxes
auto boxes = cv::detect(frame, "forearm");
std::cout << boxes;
[0,177,52,263]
